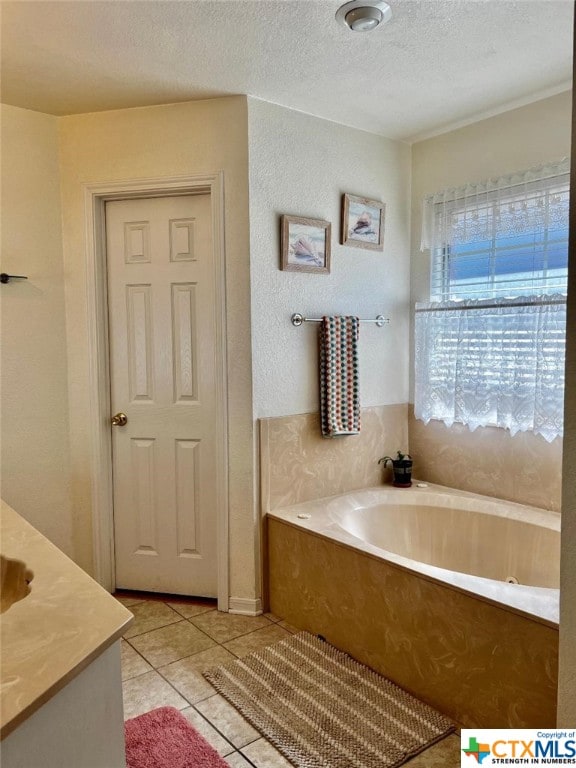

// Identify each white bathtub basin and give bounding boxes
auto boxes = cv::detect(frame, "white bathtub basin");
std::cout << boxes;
[329,500,559,588]
[269,482,560,625]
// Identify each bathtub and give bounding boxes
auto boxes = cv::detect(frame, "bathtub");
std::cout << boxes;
[266,482,560,727]
[269,483,560,623]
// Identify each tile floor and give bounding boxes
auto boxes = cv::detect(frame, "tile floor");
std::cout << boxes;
[116,592,461,767]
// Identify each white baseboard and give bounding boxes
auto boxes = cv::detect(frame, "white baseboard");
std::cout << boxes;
[228,597,263,616]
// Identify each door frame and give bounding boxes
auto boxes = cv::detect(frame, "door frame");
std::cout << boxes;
[83,173,229,611]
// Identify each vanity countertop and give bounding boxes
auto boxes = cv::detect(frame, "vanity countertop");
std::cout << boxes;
[0,500,133,739]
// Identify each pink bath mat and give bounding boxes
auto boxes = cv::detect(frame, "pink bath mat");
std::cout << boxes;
[125,706,231,768]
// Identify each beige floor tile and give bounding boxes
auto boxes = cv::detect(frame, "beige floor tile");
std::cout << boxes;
[158,645,236,704]
[241,738,293,768]
[277,619,300,634]
[180,706,235,757]
[225,753,254,768]
[223,624,290,658]
[122,669,188,720]
[190,610,273,643]
[121,639,153,681]
[120,595,455,768]
[128,620,216,667]
[123,601,182,639]
[115,594,144,608]
[166,600,216,619]
[195,694,260,749]
[405,734,461,767]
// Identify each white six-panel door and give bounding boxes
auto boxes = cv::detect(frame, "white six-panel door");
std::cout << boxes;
[106,194,217,596]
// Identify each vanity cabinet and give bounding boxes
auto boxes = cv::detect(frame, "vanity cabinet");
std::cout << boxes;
[0,501,133,768]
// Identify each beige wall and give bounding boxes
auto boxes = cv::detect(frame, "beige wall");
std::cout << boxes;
[57,97,257,599]
[0,104,73,555]
[558,89,576,723]
[409,91,572,508]
[247,98,412,418]
[559,250,576,723]
[411,91,572,312]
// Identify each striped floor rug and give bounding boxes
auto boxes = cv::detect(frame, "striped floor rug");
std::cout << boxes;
[204,631,454,768]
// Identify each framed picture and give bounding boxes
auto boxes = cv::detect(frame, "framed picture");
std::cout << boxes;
[280,215,331,274]
[341,194,385,251]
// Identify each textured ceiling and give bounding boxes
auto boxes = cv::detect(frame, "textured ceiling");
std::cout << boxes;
[0,0,573,141]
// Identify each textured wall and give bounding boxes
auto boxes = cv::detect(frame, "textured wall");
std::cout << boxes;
[247,98,412,419]
[58,97,257,598]
[0,104,73,555]
[409,91,572,510]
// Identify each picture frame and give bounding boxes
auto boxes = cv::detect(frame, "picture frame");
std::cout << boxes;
[280,215,331,274]
[341,194,385,251]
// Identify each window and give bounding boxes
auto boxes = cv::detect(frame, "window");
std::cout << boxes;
[415,160,569,442]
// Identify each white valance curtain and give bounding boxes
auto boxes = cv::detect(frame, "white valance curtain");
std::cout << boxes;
[421,158,570,255]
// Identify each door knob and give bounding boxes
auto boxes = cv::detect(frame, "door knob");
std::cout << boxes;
[111,412,128,427]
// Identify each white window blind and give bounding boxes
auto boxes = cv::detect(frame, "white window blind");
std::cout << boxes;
[416,160,569,442]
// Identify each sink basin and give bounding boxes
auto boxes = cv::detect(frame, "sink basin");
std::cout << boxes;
[1,554,33,613]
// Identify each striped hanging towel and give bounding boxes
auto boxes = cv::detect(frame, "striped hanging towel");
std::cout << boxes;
[319,316,361,437]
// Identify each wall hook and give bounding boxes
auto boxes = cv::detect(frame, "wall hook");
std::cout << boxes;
[0,274,28,284]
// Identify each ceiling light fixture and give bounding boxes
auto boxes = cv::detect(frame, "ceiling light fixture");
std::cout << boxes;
[335,0,392,32]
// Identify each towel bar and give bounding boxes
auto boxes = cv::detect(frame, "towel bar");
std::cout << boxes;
[291,313,389,327]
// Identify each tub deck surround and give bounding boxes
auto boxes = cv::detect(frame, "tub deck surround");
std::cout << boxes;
[408,406,563,513]
[268,483,560,626]
[0,500,133,738]
[266,483,560,727]
[259,404,409,513]
[267,515,559,728]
